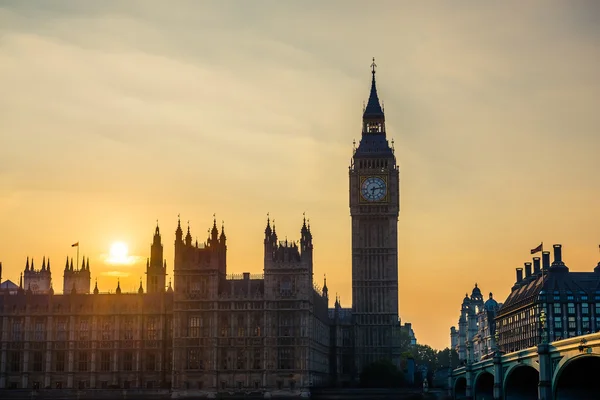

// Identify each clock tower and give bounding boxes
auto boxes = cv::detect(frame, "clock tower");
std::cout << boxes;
[349,59,401,373]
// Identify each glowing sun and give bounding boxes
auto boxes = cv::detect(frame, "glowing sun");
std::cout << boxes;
[108,241,130,265]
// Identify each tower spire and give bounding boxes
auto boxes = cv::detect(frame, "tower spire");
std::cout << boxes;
[363,57,383,118]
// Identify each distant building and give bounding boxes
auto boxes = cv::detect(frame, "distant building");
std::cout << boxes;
[450,284,502,364]
[496,244,600,353]
[401,322,417,346]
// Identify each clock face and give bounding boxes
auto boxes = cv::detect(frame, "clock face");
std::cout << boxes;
[361,177,387,202]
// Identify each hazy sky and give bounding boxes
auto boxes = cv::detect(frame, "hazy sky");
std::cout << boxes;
[1,1,599,350]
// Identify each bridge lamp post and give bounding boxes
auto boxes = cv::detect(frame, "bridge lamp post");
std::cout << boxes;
[539,309,547,344]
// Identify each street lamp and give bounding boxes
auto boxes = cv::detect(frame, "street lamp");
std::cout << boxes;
[494,331,499,352]
[539,309,547,344]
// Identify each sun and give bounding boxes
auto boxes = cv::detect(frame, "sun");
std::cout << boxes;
[108,241,129,264]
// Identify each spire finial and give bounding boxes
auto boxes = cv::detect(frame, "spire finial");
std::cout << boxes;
[371,57,377,75]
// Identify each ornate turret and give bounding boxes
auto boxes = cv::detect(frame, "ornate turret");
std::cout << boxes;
[220,221,226,243]
[63,256,91,294]
[93,279,99,295]
[116,279,121,294]
[25,255,52,294]
[148,222,166,293]
[167,279,173,293]
[211,216,218,244]
[138,279,144,294]
[185,223,192,246]
[322,274,328,299]
[175,215,183,244]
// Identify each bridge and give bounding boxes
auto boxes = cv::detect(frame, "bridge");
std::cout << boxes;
[450,332,600,400]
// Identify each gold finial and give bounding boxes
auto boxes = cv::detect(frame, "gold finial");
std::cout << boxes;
[371,57,377,74]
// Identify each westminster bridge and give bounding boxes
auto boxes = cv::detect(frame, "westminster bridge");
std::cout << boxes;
[450,332,600,400]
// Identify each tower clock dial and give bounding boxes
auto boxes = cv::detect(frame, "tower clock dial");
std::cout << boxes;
[360,176,387,202]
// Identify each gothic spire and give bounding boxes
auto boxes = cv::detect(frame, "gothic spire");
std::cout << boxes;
[25,257,29,271]
[42,256,46,271]
[47,258,51,272]
[65,256,69,272]
[265,213,272,236]
[220,220,226,241]
[86,257,90,271]
[138,278,144,294]
[116,279,121,294]
[211,214,218,240]
[363,57,384,118]
[93,278,99,294]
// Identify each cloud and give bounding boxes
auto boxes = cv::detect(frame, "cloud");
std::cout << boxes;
[101,271,130,278]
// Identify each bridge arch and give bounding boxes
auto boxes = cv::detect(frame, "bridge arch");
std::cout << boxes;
[504,363,539,400]
[454,376,467,400]
[554,353,600,400]
[473,371,493,400]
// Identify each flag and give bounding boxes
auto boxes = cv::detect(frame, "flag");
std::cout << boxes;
[71,242,79,247]
[530,242,543,254]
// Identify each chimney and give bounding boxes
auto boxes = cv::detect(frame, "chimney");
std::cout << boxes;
[553,244,562,264]
[516,268,523,283]
[524,262,532,279]
[533,257,541,274]
[542,251,551,270]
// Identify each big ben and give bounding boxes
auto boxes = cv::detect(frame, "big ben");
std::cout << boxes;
[349,59,401,373]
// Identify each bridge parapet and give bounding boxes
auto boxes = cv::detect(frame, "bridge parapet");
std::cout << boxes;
[449,332,600,399]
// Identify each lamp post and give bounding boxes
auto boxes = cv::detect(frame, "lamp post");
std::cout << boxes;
[494,331,500,353]
[539,309,547,344]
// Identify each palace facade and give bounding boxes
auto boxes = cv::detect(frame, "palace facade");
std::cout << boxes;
[0,63,409,396]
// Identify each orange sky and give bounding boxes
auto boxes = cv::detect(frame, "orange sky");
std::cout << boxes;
[1,1,600,350]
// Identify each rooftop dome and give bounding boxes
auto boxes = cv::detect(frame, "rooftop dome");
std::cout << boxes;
[471,283,482,297]
[484,292,499,311]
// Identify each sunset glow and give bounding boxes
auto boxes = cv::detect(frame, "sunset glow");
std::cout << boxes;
[106,242,132,265]
[1,2,599,350]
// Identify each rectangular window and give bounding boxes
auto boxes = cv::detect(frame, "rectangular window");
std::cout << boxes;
[123,318,134,340]
[567,303,575,314]
[101,318,112,341]
[553,304,562,315]
[253,348,261,370]
[56,319,68,341]
[568,316,576,329]
[10,352,20,372]
[79,318,89,341]
[554,316,562,329]
[100,351,111,372]
[34,320,45,341]
[187,349,199,370]
[123,352,133,371]
[11,319,22,341]
[33,352,43,372]
[582,303,589,315]
[189,317,200,338]
[147,317,158,340]
[582,317,590,331]
[78,352,88,372]
[55,352,65,372]
[146,353,156,371]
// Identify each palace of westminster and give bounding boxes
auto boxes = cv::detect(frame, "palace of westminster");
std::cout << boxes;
[0,63,410,396]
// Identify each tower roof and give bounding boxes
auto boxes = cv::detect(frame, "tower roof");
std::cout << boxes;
[363,58,384,119]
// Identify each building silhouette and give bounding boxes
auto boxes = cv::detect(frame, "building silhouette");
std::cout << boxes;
[497,244,600,352]
[349,59,402,373]
[0,63,407,395]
